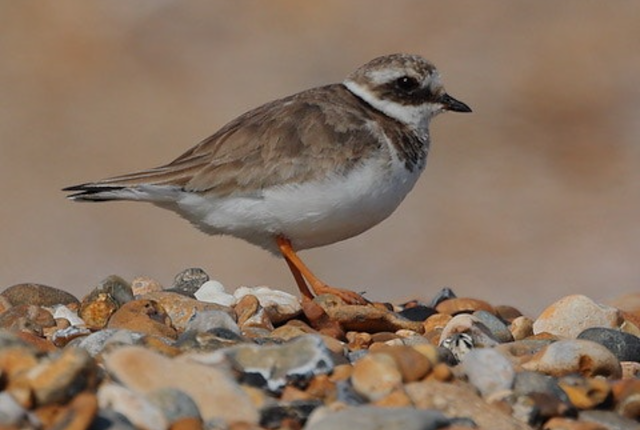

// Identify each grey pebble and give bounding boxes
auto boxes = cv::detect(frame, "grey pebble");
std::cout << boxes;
[186,310,241,335]
[171,268,210,296]
[462,348,515,397]
[147,388,202,422]
[306,406,455,430]
[473,310,514,343]
[577,327,640,362]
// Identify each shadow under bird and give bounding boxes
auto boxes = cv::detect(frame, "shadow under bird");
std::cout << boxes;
[64,53,472,305]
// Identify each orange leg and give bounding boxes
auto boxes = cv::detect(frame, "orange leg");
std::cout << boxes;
[276,235,369,305]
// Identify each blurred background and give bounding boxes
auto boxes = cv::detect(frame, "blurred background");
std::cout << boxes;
[1,1,639,316]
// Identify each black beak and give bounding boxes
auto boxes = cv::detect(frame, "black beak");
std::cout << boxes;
[439,93,472,113]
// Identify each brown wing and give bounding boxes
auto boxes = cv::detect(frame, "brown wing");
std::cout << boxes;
[72,84,384,198]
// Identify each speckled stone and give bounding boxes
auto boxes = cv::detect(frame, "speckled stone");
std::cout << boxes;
[0,304,55,336]
[107,299,178,340]
[522,339,622,379]
[104,345,258,424]
[1,283,79,307]
[533,295,622,338]
[131,276,164,296]
[577,327,640,363]
[171,268,210,296]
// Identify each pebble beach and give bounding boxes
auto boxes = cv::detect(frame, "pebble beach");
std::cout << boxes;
[0,268,639,430]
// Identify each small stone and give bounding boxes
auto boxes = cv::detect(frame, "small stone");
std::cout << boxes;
[533,295,622,338]
[141,291,234,331]
[147,388,202,423]
[558,375,611,410]
[73,328,145,357]
[462,348,515,397]
[131,276,164,296]
[23,347,98,406]
[235,295,273,331]
[473,310,514,343]
[306,406,453,430]
[1,283,79,307]
[510,316,535,341]
[351,353,402,401]
[185,310,240,335]
[107,299,178,340]
[577,327,640,362]
[51,326,92,348]
[171,268,210,296]
[522,339,622,378]
[406,380,533,430]
[98,383,169,430]
[51,304,85,327]
[104,345,259,423]
[78,293,119,330]
[234,286,302,324]
[194,280,236,307]
[494,305,524,323]
[367,345,432,382]
[316,298,424,333]
[398,305,436,322]
[0,304,55,336]
[222,335,334,393]
[513,371,571,405]
[435,297,495,315]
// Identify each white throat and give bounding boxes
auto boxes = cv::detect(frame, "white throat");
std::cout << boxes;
[343,80,436,136]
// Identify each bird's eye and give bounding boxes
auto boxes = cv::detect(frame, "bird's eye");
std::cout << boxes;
[395,76,420,92]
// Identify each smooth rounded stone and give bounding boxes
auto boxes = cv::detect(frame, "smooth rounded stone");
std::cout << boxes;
[259,400,323,429]
[461,348,515,397]
[194,280,236,307]
[435,297,495,315]
[513,371,571,405]
[98,383,169,430]
[107,299,178,340]
[104,345,259,424]
[495,305,524,323]
[577,327,640,363]
[95,275,135,305]
[367,345,432,382]
[558,375,610,410]
[306,406,453,430]
[23,347,98,406]
[0,304,55,336]
[221,334,334,393]
[1,283,79,307]
[398,305,437,322]
[74,329,146,357]
[315,298,424,333]
[131,276,164,297]
[473,310,514,343]
[522,339,622,379]
[405,380,534,430]
[579,409,640,430]
[351,353,403,401]
[141,291,234,332]
[0,391,28,426]
[171,268,210,296]
[185,310,241,335]
[533,294,622,338]
[510,316,535,341]
[147,388,202,422]
[234,286,302,324]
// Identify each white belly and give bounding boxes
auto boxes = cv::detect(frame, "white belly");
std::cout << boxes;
[172,153,424,254]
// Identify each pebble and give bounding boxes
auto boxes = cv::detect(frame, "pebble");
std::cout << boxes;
[194,280,237,307]
[533,295,622,338]
[306,406,453,430]
[577,327,640,362]
[522,339,622,378]
[462,348,516,397]
[1,272,638,429]
[220,334,334,393]
[234,286,301,324]
[141,291,234,331]
[171,268,210,296]
[0,283,79,307]
[104,345,259,424]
